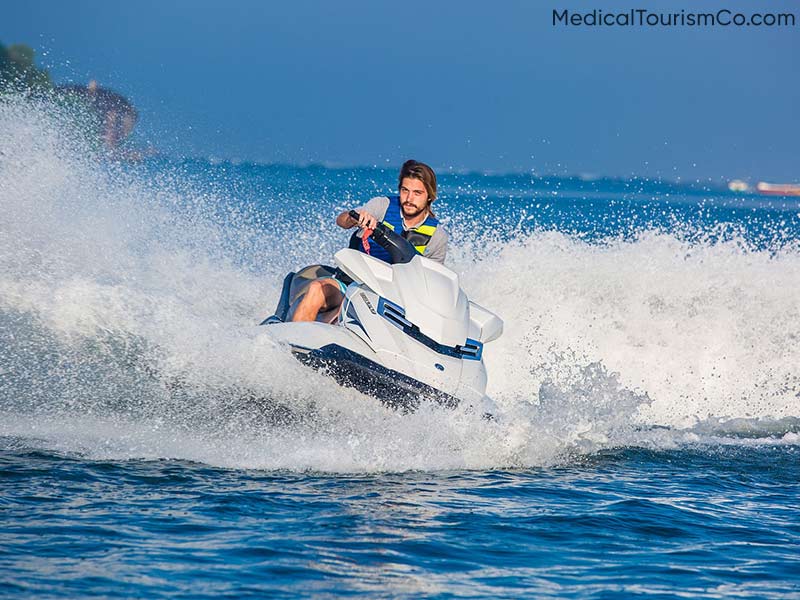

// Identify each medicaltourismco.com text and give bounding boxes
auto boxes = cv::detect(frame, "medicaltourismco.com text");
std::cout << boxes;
[553,9,796,28]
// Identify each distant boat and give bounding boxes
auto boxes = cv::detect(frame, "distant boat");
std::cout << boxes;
[728,179,749,192]
[756,182,800,196]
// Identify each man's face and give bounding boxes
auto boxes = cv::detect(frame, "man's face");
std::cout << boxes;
[399,177,429,219]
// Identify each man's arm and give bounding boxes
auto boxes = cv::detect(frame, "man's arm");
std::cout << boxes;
[336,210,359,228]
[337,197,390,230]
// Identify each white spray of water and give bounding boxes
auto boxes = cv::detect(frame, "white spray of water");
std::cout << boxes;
[454,228,800,429]
[0,98,797,472]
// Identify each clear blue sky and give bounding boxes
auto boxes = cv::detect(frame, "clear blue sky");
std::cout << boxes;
[3,0,798,181]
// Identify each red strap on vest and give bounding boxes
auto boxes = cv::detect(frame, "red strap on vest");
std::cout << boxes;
[361,228,373,254]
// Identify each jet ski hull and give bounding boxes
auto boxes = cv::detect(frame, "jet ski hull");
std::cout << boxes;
[290,343,460,412]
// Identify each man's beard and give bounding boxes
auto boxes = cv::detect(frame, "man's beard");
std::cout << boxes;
[401,203,426,218]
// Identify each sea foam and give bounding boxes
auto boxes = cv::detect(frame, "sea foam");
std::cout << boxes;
[1,98,797,472]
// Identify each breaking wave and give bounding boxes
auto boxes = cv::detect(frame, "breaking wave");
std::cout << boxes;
[1,97,798,472]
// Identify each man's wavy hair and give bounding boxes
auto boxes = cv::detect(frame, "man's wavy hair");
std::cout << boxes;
[398,159,437,218]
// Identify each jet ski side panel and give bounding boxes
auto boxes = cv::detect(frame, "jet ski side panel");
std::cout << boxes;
[341,285,472,399]
[334,250,395,300]
[265,321,375,359]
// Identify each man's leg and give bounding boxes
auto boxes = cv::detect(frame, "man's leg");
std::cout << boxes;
[291,279,345,322]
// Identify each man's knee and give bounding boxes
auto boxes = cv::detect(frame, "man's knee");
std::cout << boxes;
[304,280,327,306]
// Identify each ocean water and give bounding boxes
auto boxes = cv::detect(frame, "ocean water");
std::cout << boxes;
[1,99,799,598]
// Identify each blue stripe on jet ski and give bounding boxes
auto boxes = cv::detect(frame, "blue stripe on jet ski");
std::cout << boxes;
[376,297,484,361]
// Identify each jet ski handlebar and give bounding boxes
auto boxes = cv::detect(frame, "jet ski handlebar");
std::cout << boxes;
[348,210,418,265]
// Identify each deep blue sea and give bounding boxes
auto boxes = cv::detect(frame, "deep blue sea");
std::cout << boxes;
[1,100,799,598]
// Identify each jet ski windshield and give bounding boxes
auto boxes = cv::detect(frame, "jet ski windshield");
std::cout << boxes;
[348,210,419,265]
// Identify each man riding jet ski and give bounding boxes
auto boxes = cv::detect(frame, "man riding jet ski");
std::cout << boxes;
[260,161,503,412]
[294,160,449,323]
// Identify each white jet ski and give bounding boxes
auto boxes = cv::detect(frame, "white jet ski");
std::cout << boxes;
[259,211,503,412]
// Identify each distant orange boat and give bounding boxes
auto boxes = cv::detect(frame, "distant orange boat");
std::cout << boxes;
[756,182,800,196]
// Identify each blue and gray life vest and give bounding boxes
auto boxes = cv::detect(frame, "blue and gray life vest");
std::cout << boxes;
[349,195,438,264]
